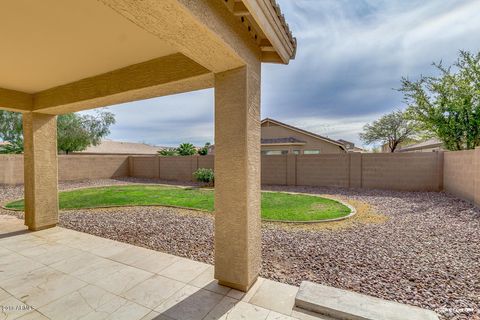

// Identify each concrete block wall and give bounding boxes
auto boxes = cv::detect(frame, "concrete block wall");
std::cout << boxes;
[276,152,442,191]
[0,155,24,185]
[443,149,477,203]
[475,148,480,207]
[296,154,349,188]
[59,155,129,181]
[261,155,287,185]
[129,155,214,182]
[361,153,443,191]
[4,151,479,202]
[0,154,130,185]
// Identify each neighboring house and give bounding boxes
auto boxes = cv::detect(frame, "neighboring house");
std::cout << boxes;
[79,139,163,155]
[338,139,367,153]
[380,140,417,153]
[210,118,347,155]
[397,138,444,153]
[261,118,346,154]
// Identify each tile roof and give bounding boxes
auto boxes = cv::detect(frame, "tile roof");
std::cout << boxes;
[268,0,297,54]
[399,138,443,152]
[81,140,163,155]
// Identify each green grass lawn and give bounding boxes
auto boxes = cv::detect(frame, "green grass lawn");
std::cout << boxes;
[5,185,351,222]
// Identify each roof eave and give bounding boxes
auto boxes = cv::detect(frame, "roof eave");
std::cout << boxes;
[261,142,306,146]
[240,0,296,64]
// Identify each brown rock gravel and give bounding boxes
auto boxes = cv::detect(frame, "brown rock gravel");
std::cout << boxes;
[1,178,479,319]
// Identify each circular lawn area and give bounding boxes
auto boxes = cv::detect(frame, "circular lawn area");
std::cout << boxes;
[4,185,352,222]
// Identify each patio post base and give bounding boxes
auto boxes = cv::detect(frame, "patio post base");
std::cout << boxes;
[218,275,259,292]
[27,223,58,231]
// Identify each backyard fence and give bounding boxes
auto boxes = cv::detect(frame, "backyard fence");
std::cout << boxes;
[0,154,129,185]
[1,150,478,206]
[443,148,480,206]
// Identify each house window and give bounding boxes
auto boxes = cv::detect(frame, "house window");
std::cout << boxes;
[293,150,301,155]
[262,150,288,155]
[304,150,320,155]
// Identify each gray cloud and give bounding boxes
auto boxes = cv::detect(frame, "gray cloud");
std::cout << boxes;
[85,0,480,147]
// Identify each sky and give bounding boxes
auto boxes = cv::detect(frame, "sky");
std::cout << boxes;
[84,0,480,148]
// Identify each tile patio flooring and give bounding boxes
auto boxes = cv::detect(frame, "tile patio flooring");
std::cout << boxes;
[0,215,328,320]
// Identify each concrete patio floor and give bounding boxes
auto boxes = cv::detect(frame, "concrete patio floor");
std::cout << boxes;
[0,215,326,320]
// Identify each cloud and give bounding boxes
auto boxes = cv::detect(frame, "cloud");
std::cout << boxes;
[82,89,214,147]
[262,0,480,146]
[87,0,480,147]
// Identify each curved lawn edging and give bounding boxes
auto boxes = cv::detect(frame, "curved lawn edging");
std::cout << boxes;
[2,184,355,223]
[261,191,356,223]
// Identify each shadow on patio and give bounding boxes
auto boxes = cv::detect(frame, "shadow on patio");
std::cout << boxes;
[0,215,306,320]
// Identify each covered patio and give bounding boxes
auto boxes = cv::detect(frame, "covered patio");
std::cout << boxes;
[0,215,307,319]
[0,0,296,295]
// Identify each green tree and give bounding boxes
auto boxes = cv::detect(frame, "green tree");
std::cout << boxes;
[197,142,211,155]
[0,110,115,154]
[0,141,23,154]
[158,148,179,156]
[0,111,22,142]
[177,143,196,156]
[57,111,115,154]
[360,110,419,152]
[401,50,480,151]
[0,111,23,154]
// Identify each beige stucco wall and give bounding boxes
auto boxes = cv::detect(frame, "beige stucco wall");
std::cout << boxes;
[0,152,450,192]
[261,123,345,154]
[128,155,215,182]
[129,153,443,191]
[0,155,129,185]
[444,150,476,203]
[0,155,24,184]
[261,153,443,191]
[261,155,287,185]
[296,154,349,187]
[59,155,129,181]
[361,153,443,191]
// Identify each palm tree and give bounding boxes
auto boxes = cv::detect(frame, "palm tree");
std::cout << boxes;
[177,143,196,156]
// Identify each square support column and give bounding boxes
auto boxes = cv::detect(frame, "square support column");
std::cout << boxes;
[23,112,59,231]
[214,65,261,292]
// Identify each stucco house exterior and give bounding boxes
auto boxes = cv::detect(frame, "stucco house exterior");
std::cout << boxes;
[338,139,367,153]
[397,138,444,153]
[261,118,346,154]
[0,0,296,292]
[381,138,444,153]
[209,118,347,155]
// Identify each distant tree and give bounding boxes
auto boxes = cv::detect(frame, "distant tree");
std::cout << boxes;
[158,148,179,156]
[0,111,22,143]
[401,50,480,151]
[360,110,420,152]
[177,143,197,156]
[197,142,211,156]
[370,146,381,153]
[57,111,115,154]
[0,110,115,154]
[0,141,23,154]
[0,111,23,154]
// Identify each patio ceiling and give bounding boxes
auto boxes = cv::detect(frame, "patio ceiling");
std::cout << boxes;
[0,0,178,94]
[0,0,296,115]
[0,0,296,292]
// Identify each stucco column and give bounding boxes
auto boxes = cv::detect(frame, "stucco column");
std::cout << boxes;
[23,112,59,231]
[214,65,261,292]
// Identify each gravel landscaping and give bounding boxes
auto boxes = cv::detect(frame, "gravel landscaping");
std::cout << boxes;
[1,178,479,320]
